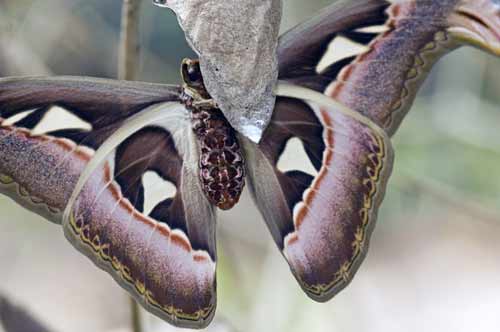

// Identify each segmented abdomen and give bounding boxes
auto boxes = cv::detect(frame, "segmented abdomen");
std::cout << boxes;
[191,108,245,210]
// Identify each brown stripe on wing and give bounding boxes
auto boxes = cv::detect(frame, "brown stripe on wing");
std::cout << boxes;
[247,97,393,302]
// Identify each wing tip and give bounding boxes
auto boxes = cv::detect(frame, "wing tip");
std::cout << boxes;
[140,296,217,330]
[295,244,370,303]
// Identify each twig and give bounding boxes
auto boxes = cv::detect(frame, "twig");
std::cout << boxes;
[130,297,143,332]
[118,0,142,80]
[119,2,144,331]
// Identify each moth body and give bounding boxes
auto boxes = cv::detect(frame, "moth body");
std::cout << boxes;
[181,58,245,210]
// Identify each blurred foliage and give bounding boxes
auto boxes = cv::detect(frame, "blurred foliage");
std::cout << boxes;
[0,295,54,332]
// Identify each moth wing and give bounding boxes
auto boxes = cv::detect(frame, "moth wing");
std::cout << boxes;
[0,77,216,328]
[0,76,181,223]
[243,83,394,301]
[278,0,389,92]
[63,103,217,328]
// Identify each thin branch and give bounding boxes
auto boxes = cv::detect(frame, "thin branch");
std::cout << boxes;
[119,3,144,331]
[130,297,143,332]
[118,0,142,80]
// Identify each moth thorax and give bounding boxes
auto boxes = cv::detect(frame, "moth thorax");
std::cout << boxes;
[191,107,245,210]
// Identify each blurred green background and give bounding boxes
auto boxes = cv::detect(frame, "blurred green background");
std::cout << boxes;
[0,1,499,332]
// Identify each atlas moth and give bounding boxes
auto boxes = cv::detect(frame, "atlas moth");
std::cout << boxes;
[0,0,498,328]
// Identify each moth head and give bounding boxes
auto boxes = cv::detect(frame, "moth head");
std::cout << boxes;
[181,58,204,88]
[447,0,500,56]
[181,58,212,102]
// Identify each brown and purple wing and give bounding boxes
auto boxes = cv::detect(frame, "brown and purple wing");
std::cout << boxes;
[278,0,390,93]
[243,84,394,301]
[0,77,217,328]
[0,76,181,221]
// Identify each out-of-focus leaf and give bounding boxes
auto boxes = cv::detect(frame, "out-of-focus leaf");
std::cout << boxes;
[0,295,54,332]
